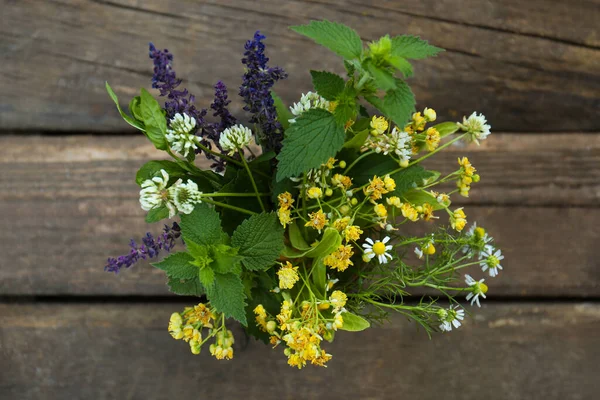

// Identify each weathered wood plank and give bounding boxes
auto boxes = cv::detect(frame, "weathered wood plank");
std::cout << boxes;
[0,134,598,296]
[1,302,598,399]
[1,0,598,132]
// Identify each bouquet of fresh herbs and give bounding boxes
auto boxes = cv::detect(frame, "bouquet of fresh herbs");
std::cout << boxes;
[105,20,503,369]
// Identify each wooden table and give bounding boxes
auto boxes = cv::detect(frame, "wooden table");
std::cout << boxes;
[1,1,599,399]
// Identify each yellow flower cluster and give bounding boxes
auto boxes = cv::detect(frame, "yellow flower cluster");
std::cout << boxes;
[324,244,354,272]
[168,303,217,356]
[305,209,328,232]
[277,191,294,228]
[277,261,300,289]
[451,207,468,231]
[425,127,441,151]
[331,173,353,189]
[364,175,396,201]
[457,157,478,197]
[209,329,235,360]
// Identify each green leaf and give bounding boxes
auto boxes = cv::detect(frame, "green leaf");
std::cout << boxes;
[231,212,284,271]
[135,160,187,185]
[139,88,168,150]
[272,92,292,131]
[145,206,169,223]
[179,203,225,246]
[333,99,357,126]
[311,256,327,299]
[152,252,196,279]
[391,165,437,196]
[105,82,145,131]
[210,244,243,275]
[350,153,398,186]
[206,272,248,325]
[343,128,369,150]
[186,241,213,269]
[391,35,444,60]
[402,189,444,210]
[365,61,396,91]
[383,80,416,126]
[288,222,310,250]
[310,70,345,100]
[432,121,459,138]
[364,95,385,115]
[129,96,143,121]
[198,267,215,289]
[282,228,342,259]
[276,109,345,181]
[290,20,363,60]
[339,312,370,331]
[167,276,205,296]
[388,56,413,78]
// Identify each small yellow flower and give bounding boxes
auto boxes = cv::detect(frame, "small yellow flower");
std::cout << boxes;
[383,175,396,192]
[168,312,184,340]
[277,300,293,327]
[412,112,427,131]
[277,261,300,289]
[328,101,339,113]
[401,203,419,222]
[423,242,436,255]
[331,173,352,189]
[421,203,438,221]
[364,175,388,200]
[254,304,267,318]
[188,303,215,326]
[333,216,351,232]
[436,192,451,206]
[451,207,467,231]
[386,196,402,208]
[370,115,389,136]
[374,203,388,219]
[189,339,202,355]
[458,157,476,176]
[425,127,441,151]
[323,157,337,169]
[307,186,323,199]
[305,210,328,232]
[423,107,437,122]
[343,225,363,242]
[324,245,354,272]
[277,207,292,228]
[332,313,344,331]
[329,290,347,313]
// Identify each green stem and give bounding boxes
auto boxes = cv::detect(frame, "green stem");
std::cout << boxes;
[199,192,270,198]
[344,150,374,175]
[201,198,257,215]
[239,150,266,212]
[196,142,270,179]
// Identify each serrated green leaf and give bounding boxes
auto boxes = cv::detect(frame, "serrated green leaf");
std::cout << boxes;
[272,92,292,130]
[145,206,169,223]
[186,241,213,269]
[167,276,205,296]
[365,61,396,91]
[432,121,459,138]
[198,267,215,289]
[152,252,196,279]
[310,70,345,100]
[205,272,248,325]
[135,160,187,185]
[388,56,413,77]
[276,109,345,181]
[391,35,444,60]
[333,100,357,126]
[290,20,363,60]
[231,213,284,271]
[179,203,225,246]
[339,312,370,331]
[391,165,437,196]
[383,80,416,126]
[210,244,243,274]
[106,82,145,131]
[140,88,168,150]
[364,94,385,115]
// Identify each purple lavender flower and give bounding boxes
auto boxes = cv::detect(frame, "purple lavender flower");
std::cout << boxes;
[210,80,237,132]
[239,31,288,152]
[148,43,207,126]
[105,223,181,274]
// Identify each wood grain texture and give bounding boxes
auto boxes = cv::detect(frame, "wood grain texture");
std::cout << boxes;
[1,302,598,399]
[0,134,598,296]
[1,0,598,132]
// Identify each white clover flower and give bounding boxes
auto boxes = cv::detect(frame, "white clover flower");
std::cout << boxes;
[457,112,491,145]
[438,304,465,332]
[465,274,488,307]
[480,247,504,277]
[362,236,393,264]
[168,179,202,216]
[219,124,253,155]
[139,169,175,215]
[289,92,330,123]
[388,127,412,163]
[165,113,199,157]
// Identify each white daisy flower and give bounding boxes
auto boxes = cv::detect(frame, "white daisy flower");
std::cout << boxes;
[457,112,491,145]
[362,236,393,264]
[165,113,199,157]
[139,169,176,215]
[465,274,488,307]
[414,247,424,259]
[219,124,253,155]
[289,92,330,123]
[462,223,493,259]
[438,304,465,332]
[168,179,202,216]
[480,247,504,277]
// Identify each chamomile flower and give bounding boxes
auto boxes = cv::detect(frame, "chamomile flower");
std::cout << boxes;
[462,223,493,259]
[414,247,424,259]
[165,113,199,157]
[458,112,491,145]
[289,92,330,123]
[139,169,176,217]
[481,248,504,277]
[362,236,393,264]
[219,124,253,155]
[168,179,202,215]
[465,275,488,307]
[438,304,465,332]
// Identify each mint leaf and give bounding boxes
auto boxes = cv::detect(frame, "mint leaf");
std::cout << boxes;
[210,244,243,274]
[391,35,444,60]
[145,206,169,223]
[383,80,416,126]
[310,71,345,100]
[291,20,363,60]
[365,61,396,91]
[106,82,145,131]
[179,203,225,246]
[388,56,413,77]
[167,276,205,296]
[276,109,345,181]
[231,213,284,271]
[135,160,186,185]
[339,312,370,331]
[206,273,248,325]
[140,88,168,150]
[333,98,357,126]
[272,92,292,130]
[199,267,215,289]
[152,252,196,279]
[186,241,213,269]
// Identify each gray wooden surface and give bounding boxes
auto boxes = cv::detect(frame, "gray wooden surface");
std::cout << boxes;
[1,1,599,399]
